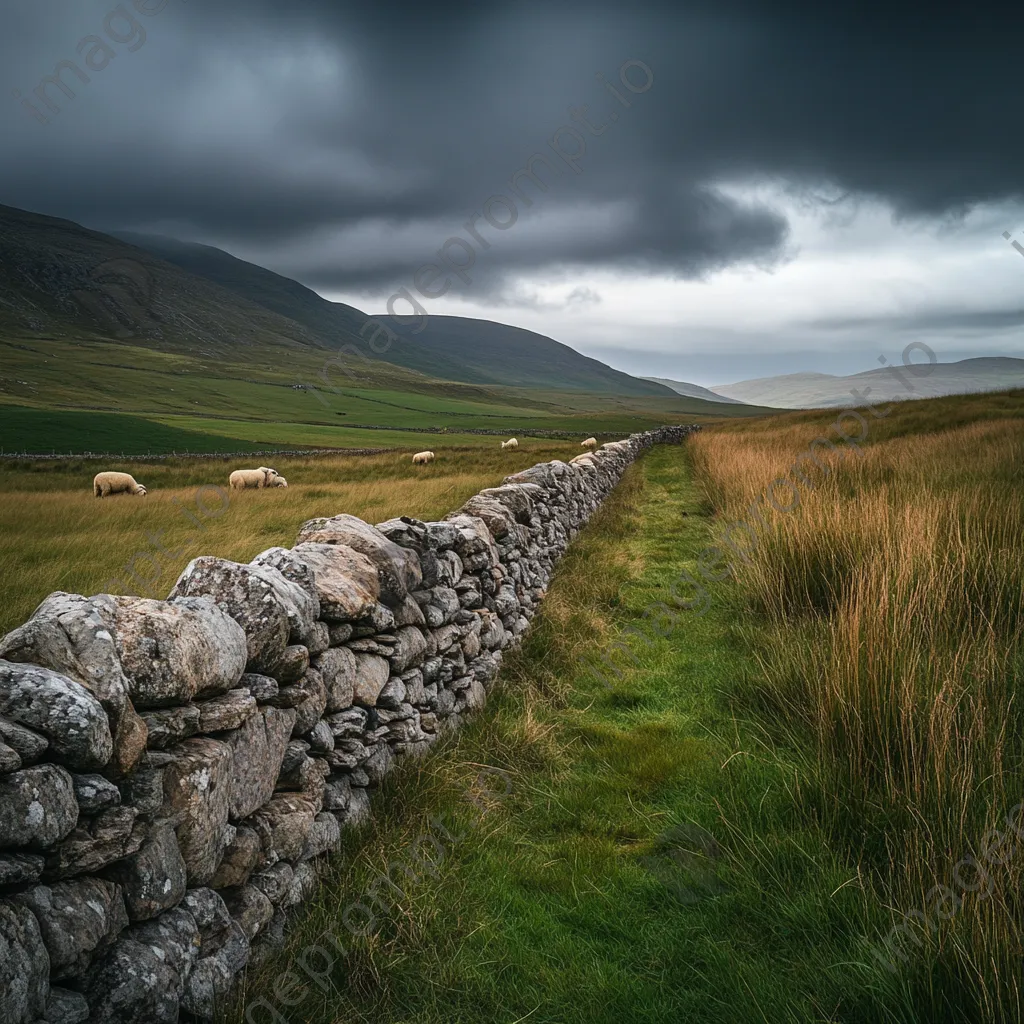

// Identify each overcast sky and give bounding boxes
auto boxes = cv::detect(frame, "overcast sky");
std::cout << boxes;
[2,1,1023,386]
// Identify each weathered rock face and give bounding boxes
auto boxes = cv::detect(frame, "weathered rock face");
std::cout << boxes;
[108,597,248,709]
[352,653,390,706]
[162,738,234,885]
[81,935,181,1024]
[12,877,128,979]
[249,547,321,642]
[0,593,146,776]
[224,707,295,820]
[291,543,380,621]
[314,645,358,712]
[0,764,78,850]
[297,514,422,604]
[103,824,187,922]
[0,425,698,1021]
[0,901,50,1024]
[44,806,142,879]
[169,558,296,676]
[0,662,113,770]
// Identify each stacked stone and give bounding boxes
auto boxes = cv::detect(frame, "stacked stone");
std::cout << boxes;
[0,424,698,1024]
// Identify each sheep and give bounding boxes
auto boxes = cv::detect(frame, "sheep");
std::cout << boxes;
[93,471,148,497]
[501,438,519,450]
[267,474,288,488]
[581,437,598,449]
[229,467,280,490]
[412,451,435,465]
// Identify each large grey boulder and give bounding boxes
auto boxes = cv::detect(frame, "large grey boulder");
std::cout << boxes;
[375,516,431,553]
[82,935,181,1024]
[250,547,321,641]
[43,806,143,879]
[0,662,113,771]
[0,764,78,850]
[224,707,295,820]
[297,514,422,604]
[458,495,515,539]
[0,593,146,776]
[313,646,358,712]
[103,824,187,922]
[0,901,50,1024]
[108,596,248,709]
[245,793,319,863]
[169,558,295,675]
[291,543,380,622]
[12,877,128,980]
[352,653,390,705]
[443,514,501,566]
[388,626,428,674]
[161,738,233,885]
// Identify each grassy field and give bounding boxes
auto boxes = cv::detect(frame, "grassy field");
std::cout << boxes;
[0,334,768,455]
[220,389,1023,1024]
[0,443,582,636]
[689,389,1024,1021]
[224,443,901,1024]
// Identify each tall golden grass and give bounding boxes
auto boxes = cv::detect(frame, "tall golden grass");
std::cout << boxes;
[692,405,1024,1018]
[0,444,580,636]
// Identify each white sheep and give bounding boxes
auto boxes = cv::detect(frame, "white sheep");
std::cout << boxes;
[229,467,280,490]
[267,474,288,488]
[501,438,519,450]
[93,471,148,497]
[581,437,598,449]
[412,451,435,465]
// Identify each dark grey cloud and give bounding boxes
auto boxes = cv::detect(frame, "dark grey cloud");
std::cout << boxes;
[1,0,1022,299]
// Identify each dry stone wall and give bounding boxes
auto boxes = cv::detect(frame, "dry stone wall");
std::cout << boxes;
[0,425,698,1024]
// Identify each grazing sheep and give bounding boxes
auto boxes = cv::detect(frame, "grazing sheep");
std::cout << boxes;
[229,467,280,490]
[412,451,435,465]
[267,474,288,488]
[581,437,598,449]
[501,438,519,450]
[93,471,147,497]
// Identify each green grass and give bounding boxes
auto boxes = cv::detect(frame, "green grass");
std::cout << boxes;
[0,335,759,457]
[0,443,586,635]
[224,445,906,1024]
[0,406,268,456]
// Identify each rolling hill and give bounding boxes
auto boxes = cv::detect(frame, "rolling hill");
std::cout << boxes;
[114,231,675,397]
[714,357,1024,408]
[0,203,766,454]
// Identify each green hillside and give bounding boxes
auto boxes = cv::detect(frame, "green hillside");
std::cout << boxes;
[0,204,769,454]
[113,232,677,396]
[0,406,265,456]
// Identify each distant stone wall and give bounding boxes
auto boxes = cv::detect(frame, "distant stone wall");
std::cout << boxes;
[0,425,699,1024]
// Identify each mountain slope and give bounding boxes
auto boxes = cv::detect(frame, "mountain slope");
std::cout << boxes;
[715,358,1024,408]
[381,316,676,395]
[0,204,336,359]
[117,231,674,396]
[641,376,747,405]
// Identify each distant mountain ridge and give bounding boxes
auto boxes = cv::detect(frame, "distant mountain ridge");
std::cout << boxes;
[640,376,746,405]
[714,357,1024,408]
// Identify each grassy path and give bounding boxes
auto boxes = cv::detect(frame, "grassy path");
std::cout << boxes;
[228,445,904,1024]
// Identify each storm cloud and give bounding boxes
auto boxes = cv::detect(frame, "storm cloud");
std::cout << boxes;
[1,0,1023,379]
